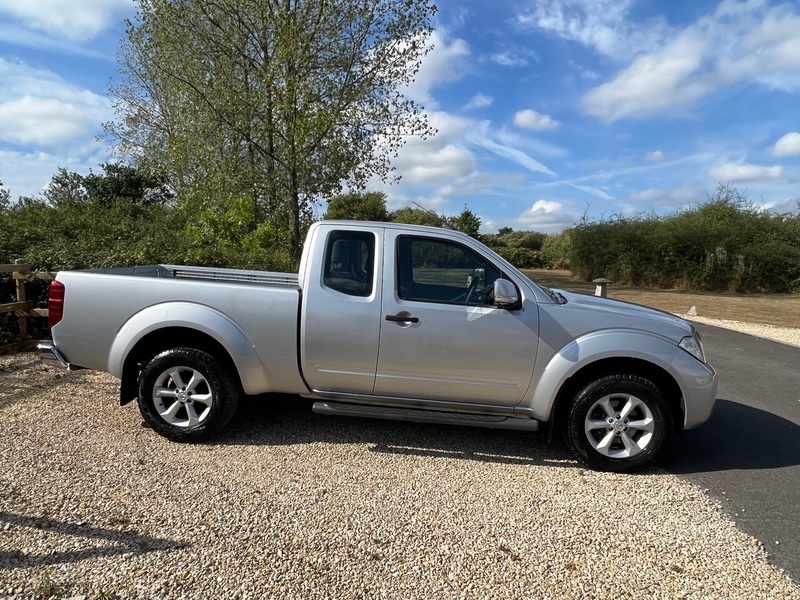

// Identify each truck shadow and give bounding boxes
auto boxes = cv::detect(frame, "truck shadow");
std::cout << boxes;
[226,395,800,473]
[664,398,800,474]
[225,393,579,470]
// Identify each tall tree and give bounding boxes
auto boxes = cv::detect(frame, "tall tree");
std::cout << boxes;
[106,0,436,261]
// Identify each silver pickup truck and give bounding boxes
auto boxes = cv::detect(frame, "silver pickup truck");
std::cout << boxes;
[39,220,716,472]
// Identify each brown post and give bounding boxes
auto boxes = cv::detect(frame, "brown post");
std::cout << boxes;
[593,278,611,298]
[14,259,27,339]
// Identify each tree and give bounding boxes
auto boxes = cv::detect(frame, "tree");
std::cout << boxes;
[0,180,10,211]
[39,164,172,208]
[107,0,437,261]
[324,191,389,221]
[83,163,173,207]
[391,206,443,227]
[447,205,481,238]
[41,168,89,206]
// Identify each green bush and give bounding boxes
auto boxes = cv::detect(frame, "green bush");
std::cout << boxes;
[567,185,800,292]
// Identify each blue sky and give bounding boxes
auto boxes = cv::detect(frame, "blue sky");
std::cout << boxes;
[1,0,799,233]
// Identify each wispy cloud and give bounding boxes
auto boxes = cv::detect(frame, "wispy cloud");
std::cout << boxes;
[464,93,493,110]
[515,0,671,60]
[0,0,131,42]
[468,122,556,175]
[579,0,800,121]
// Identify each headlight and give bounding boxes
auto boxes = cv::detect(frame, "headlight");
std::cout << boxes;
[679,332,706,363]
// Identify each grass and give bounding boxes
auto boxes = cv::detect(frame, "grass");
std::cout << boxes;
[523,269,800,328]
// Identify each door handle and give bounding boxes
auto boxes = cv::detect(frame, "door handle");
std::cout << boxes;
[385,313,419,324]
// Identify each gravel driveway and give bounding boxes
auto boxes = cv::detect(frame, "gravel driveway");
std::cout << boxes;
[1,345,799,599]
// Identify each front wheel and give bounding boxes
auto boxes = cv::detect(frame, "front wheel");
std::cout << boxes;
[137,347,240,442]
[564,373,672,473]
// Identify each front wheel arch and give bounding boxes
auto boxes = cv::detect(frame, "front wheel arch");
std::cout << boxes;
[549,358,683,438]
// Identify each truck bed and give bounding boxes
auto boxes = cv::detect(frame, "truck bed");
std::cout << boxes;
[86,264,300,288]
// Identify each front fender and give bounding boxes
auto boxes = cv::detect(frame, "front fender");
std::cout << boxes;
[107,302,269,394]
[525,329,690,422]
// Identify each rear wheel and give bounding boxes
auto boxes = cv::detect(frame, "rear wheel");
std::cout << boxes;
[564,373,672,472]
[137,347,239,442]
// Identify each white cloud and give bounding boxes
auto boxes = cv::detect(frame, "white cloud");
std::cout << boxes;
[768,197,800,214]
[388,111,478,187]
[0,144,109,200]
[464,93,493,110]
[491,51,529,68]
[0,59,112,148]
[398,143,476,183]
[583,32,710,122]
[771,132,800,157]
[0,96,93,145]
[0,0,131,42]
[515,0,671,61]
[0,59,114,198]
[579,1,800,121]
[514,199,581,233]
[514,109,559,131]
[707,163,784,183]
[645,150,664,163]
[403,30,470,108]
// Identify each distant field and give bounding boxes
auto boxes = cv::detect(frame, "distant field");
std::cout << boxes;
[523,269,800,328]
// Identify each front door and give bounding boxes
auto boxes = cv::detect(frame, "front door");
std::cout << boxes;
[374,232,539,408]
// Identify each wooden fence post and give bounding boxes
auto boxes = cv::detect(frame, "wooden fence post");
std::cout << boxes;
[14,259,28,339]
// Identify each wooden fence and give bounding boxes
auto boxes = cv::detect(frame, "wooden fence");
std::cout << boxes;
[0,260,55,339]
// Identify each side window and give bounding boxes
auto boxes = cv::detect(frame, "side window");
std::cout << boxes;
[397,237,502,305]
[323,231,375,297]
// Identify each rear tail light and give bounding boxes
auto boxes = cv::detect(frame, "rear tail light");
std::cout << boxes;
[48,280,65,328]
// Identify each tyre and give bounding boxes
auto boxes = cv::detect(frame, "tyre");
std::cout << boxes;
[137,347,240,442]
[564,373,672,473]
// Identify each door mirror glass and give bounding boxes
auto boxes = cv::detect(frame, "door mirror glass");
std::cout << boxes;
[493,279,519,308]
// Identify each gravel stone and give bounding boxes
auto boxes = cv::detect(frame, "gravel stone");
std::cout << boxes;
[1,344,798,599]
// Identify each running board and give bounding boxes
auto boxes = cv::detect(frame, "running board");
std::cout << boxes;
[312,402,540,431]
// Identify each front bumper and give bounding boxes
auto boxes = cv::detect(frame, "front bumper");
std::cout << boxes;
[673,350,718,429]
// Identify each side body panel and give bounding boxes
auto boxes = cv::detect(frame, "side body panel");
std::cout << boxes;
[51,271,307,395]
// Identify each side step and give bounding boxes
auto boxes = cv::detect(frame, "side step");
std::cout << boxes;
[312,401,540,431]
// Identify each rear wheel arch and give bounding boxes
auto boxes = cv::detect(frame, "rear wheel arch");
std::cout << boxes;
[120,327,240,406]
[136,346,240,442]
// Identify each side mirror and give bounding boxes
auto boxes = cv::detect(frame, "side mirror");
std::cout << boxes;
[493,279,519,308]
